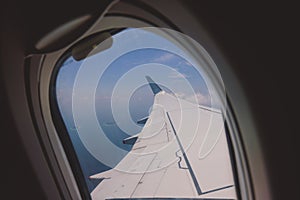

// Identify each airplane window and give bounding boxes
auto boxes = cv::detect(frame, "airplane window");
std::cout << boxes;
[52,27,238,199]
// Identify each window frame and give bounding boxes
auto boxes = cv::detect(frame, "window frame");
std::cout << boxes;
[32,1,255,199]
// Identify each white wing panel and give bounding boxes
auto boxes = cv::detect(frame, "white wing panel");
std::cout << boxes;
[90,91,237,199]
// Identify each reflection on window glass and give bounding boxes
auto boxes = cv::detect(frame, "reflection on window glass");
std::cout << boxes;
[55,28,238,199]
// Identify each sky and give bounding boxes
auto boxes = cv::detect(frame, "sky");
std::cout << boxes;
[56,28,212,192]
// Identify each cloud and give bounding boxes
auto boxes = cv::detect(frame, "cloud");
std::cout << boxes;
[194,93,211,105]
[183,60,193,67]
[168,71,190,79]
[95,95,112,100]
[175,92,211,106]
[153,53,176,62]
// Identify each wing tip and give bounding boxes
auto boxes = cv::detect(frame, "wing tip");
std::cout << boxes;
[145,76,162,94]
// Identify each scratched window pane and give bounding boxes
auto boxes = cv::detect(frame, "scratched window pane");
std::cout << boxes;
[55,28,238,199]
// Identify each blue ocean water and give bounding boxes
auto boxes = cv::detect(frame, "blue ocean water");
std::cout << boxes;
[56,57,153,192]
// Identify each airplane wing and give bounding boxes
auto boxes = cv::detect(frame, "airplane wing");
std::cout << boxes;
[90,76,237,200]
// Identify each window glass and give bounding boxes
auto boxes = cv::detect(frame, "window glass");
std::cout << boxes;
[54,28,237,199]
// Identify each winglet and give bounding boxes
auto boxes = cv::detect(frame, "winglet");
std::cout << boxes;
[146,76,162,94]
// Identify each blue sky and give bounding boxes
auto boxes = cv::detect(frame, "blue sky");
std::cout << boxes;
[56,28,211,192]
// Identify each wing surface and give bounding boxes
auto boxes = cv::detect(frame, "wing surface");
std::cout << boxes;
[90,77,236,200]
